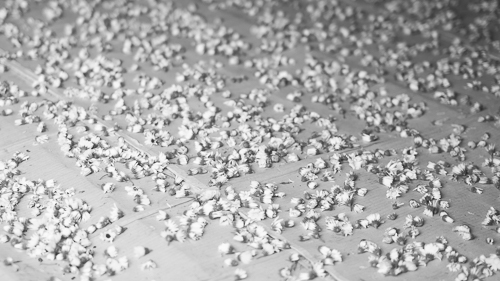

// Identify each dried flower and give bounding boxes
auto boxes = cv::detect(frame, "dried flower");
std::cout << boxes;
[156,210,169,221]
[366,213,382,228]
[234,268,248,280]
[100,229,118,243]
[453,225,473,240]
[387,213,398,220]
[358,239,381,255]
[318,245,342,264]
[106,246,118,258]
[102,182,115,193]
[134,246,148,258]
[409,199,420,208]
[224,258,239,267]
[140,260,157,270]
[353,204,365,213]
[218,242,234,255]
[109,204,124,222]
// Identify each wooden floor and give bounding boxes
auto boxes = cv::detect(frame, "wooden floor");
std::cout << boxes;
[0,0,499,280]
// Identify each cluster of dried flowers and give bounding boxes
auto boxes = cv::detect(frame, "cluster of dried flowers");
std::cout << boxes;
[0,0,500,280]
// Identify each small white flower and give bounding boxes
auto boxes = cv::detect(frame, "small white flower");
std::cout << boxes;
[134,246,148,258]
[289,208,302,218]
[218,242,234,255]
[87,225,97,234]
[247,208,265,221]
[306,147,318,156]
[423,207,434,217]
[271,217,283,233]
[273,103,285,112]
[279,267,292,278]
[298,272,316,280]
[301,219,318,231]
[318,245,342,264]
[287,153,299,162]
[102,183,115,193]
[285,220,295,228]
[357,188,367,196]
[341,223,354,236]
[312,261,328,277]
[100,229,118,243]
[440,200,450,209]
[133,205,145,212]
[234,268,248,280]
[446,262,462,272]
[440,211,454,223]
[220,214,235,226]
[140,260,157,270]
[156,210,169,221]
[237,251,255,265]
[106,256,129,272]
[35,135,49,144]
[109,204,124,222]
[0,234,10,243]
[453,225,472,240]
[358,219,369,228]
[307,181,319,189]
[106,246,118,258]
[484,254,500,271]
[386,188,401,200]
[377,256,392,275]
[175,229,187,243]
[366,213,382,227]
[421,243,443,261]
[353,204,365,213]
[381,176,393,187]
[336,191,353,205]
[431,187,441,200]
[347,154,365,170]
[224,258,239,267]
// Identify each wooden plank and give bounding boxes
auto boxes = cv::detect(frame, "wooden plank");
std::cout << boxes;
[0,0,499,280]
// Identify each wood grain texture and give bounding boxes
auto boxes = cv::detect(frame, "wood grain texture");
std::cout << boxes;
[0,0,499,281]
